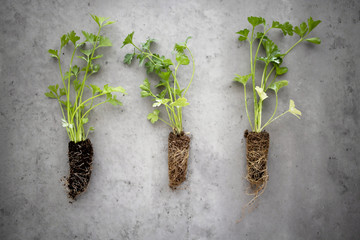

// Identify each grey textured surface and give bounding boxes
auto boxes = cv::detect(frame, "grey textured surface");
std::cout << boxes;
[0,0,359,239]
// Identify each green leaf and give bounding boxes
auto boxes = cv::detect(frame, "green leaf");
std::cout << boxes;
[170,97,189,108]
[77,55,88,62]
[80,48,92,57]
[300,22,308,35]
[60,100,72,108]
[163,59,173,66]
[248,16,265,27]
[73,80,81,91]
[140,78,151,92]
[124,53,135,65]
[111,86,126,94]
[272,21,293,36]
[307,17,321,32]
[268,80,288,93]
[305,37,321,44]
[103,20,116,27]
[91,14,110,27]
[103,84,126,94]
[147,109,160,123]
[236,28,250,41]
[289,99,301,119]
[90,84,102,94]
[98,36,112,47]
[59,88,66,97]
[145,61,155,73]
[82,31,96,44]
[137,53,146,66]
[174,36,191,53]
[107,94,122,106]
[176,52,190,65]
[122,32,134,48]
[282,22,294,36]
[82,118,89,124]
[256,32,268,40]
[89,126,95,131]
[141,91,152,98]
[174,42,186,53]
[175,88,185,97]
[45,92,57,99]
[158,71,171,81]
[260,37,283,65]
[157,89,167,99]
[60,34,69,49]
[92,54,103,60]
[71,65,79,76]
[92,64,100,73]
[48,49,59,59]
[294,22,308,37]
[142,38,156,51]
[233,73,252,86]
[67,30,80,46]
[48,84,59,93]
[275,66,288,75]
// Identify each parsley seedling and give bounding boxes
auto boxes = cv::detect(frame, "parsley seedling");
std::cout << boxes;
[45,15,126,142]
[122,33,195,135]
[234,17,321,131]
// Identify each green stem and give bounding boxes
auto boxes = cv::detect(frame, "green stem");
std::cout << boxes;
[262,110,289,129]
[71,93,105,119]
[249,28,258,130]
[265,74,277,92]
[80,101,107,121]
[67,48,77,124]
[261,64,268,89]
[158,117,172,127]
[243,85,253,131]
[257,100,263,132]
[183,47,195,97]
[260,92,278,131]
[78,27,102,110]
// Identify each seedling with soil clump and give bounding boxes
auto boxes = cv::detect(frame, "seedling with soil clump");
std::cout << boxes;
[122,33,194,189]
[234,16,321,207]
[45,15,126,200]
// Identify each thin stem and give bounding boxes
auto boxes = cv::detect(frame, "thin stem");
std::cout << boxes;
[243,85,254,131]
[183,47,195,97]
[71,93,105,119]
[158,117,172,127]
[249,28,258,130]
[260,92,278,131]
[67,48,77,124]
[80,101,107,121]
[261,64,268,89]
[265,74,277,92]
[262,110,289,129]
[257,100,263,132]
[78,26,102,108]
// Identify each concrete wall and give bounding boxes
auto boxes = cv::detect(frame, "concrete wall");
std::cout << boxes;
[1,0,359,239]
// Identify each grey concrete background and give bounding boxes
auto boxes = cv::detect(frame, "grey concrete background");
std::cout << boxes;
[0,0,359,239]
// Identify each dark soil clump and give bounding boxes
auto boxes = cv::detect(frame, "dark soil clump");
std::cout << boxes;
[67,139,93,200]
[244,130,269,197]
[168,132,190,189]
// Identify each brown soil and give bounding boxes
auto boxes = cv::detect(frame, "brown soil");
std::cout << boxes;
[168,132,190,189]
[244,130,269,204]
[67,139,93,200]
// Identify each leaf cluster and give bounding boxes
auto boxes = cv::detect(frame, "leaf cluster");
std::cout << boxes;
[122,33,194,134]
[234,16,321,132]
[45,15,125,142]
